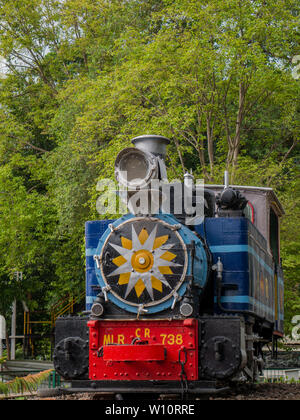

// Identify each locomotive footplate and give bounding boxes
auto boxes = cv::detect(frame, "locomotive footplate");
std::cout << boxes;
[64,379,229,396]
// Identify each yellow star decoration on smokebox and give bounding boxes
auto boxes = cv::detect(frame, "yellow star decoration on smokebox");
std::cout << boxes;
[108,225,181,300]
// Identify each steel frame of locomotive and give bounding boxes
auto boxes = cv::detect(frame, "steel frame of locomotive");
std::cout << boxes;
[53,135,284,397]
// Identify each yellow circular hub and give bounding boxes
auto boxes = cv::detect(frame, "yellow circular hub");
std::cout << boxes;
[131,250,154,273]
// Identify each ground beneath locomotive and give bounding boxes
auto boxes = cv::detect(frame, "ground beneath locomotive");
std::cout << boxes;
[29,383,300,400]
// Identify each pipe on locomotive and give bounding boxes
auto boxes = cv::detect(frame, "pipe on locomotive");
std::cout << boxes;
[224,170,229,189]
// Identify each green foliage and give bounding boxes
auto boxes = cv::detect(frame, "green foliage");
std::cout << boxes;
[0,369,53,396]
[0,355,6,365]
[0,0,298,341]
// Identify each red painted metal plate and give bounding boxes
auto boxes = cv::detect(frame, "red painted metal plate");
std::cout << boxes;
[88,319,198,381]
[103,344,166,362]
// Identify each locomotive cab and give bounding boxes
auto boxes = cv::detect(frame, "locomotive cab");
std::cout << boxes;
[204,184,285,336]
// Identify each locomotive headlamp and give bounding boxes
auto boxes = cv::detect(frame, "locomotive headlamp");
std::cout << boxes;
[91,293,105,318]
[115,135,170,190]
[91,302,104,317]
[180,302,194,317]
[180,283,194,317]
[115,147,158,189]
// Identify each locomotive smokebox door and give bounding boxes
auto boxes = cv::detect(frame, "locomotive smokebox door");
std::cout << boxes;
[93,214,209,316]
[53,317,89,380]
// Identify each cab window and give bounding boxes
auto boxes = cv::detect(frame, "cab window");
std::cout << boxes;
[270,207,280,264]
[243,202,255,224]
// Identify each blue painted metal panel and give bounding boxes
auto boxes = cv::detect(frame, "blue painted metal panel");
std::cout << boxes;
[196,218,249,245]
[195,217,275,322]
[85,220,115,310]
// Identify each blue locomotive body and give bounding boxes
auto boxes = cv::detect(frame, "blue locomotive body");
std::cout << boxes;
[85,219,114,310]
[196,217,284,333]
[85,216,284,335]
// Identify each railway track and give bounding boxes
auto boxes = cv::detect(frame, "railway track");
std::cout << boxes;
[2,360,53,373]
[1,360,299,400]
[1,382,299,400]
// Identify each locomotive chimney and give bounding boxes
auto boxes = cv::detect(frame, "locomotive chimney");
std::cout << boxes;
[131,135,170,159]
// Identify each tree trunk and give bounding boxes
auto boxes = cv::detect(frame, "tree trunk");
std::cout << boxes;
[206,116,214,175]
[197,141,211,182]
[173,138,185,173]
[5,330,10,361]
[227,82,247,179]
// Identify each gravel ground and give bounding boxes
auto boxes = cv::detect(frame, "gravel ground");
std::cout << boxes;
[210,383,300,400]
[26,383,300,400]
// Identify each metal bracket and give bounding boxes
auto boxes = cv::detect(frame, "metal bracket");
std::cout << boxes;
[93,255,101,269]
[170,224,182,231]
[102,285,111,302]
[108,224,117,233]
[212,257,223,279]
[171,292,180,310]
[137,304,148,319]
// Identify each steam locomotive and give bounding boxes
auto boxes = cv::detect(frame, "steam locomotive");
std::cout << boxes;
[53,135,284,397]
